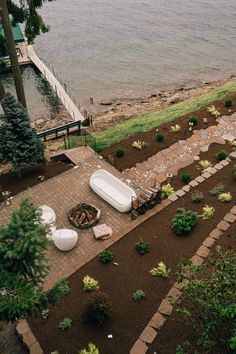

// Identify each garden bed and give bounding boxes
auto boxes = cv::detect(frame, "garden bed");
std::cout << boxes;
[0,160,73,203]
[28,158,235,354]
[100,94,236,171]
[147,220,236,354]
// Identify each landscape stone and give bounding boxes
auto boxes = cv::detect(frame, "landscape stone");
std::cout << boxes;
[16,320,29,335]
[22,330,36,347]
[201,171,211,179]
[217,220,230,231]
[229,151,236,159]
[175,189,185,197]
[30,341,44,354]
[158,299,173,316]
[207,167,217,175]
[220,159,229,166]
[182,185,190,192]
[224,213,236,223]
[167,286,182,301]
[174,279,189,290]
[214,163,224,170]
[230,206,236,215]
[209,228,223,239]
[130,339,148,354]
[140,326,157,344]
[203,237,216,248]
[191,254,204,266]
[194,155,200,161]
[168,194,178,202]
[189,180,199,187]
[148,312,167,329]
[195,176,205,183]
[197,245,210,258]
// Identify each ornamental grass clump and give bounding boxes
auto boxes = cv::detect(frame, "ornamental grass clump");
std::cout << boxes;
[161,183,175,197]
[191,191,204,203]
[216,150,228,160]
[198,160,212,170]
[83,276,99,292]
[199,205,215,220]
[218,192,232,202]
[210,183,225,196]
[150,261,170,278]
[172,208,198,235]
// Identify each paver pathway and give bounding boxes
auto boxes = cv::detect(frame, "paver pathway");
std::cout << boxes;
[122,114,236,189]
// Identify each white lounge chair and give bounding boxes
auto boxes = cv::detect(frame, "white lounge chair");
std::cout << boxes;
[39,205,56,239]
[52,229,78,251]
[90,169,136,213]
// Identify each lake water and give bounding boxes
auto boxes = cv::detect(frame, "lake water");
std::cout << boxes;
[33,0,236,107]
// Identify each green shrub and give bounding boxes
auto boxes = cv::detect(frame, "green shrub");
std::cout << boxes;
[135,238,150,255]
[80,343,100,354]
[181,173,191,184]
[161,183,175,197]
[172,208,198,235]
[149,261,170,278]
[58,317,72,331]
[188,116,198,125]
[98,250,113,264]
[156,133,164,142]
[210,183,225,196]
[83,291,111,326]
[199,160,212,170]
[216,150,228,160]
[83,275,99,292]
[132,289,146,301]
[47,278,70,305]
[115,148,124,158]
[191,191,204,203]
[224,99,232,107]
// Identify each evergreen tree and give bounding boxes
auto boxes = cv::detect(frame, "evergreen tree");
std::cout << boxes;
[0,93,45,175]
[0,198,70,323]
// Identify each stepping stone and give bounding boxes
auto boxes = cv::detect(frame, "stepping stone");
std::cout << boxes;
[167,287,182,301]
[168,194,178,202]
[195,176,205,183]
[175,189,185,197]
[30,342,44,354]
[201,171,211,179]
[217,220,230,231]
[182,185,190,192]
[230,151,236,159]
[158,298,173,316]
[130,339,148,354]
[140,326,157,344]
[189,180,199,187]
[203,237,216,248]
[191,254,204,266]
[200,146,209,152]
[220,160,229,166]
[148,312,167,329]
[214,163,224,170]
[197,245,210,258]
[224,213,236,223]
[194,155,200,161]
[207,167,217,175]
[209,228,223,239]
[230,206,236,215]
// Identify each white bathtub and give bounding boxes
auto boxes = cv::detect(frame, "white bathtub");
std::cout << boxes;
[90,169,136,213]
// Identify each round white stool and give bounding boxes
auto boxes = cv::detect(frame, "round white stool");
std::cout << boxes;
[52,229,78,251]
[39,205,56,224]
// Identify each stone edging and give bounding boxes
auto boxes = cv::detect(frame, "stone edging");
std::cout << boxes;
[129,205,236,354]
[16,320,43,354]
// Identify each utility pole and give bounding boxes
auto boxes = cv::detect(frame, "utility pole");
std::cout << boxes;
[0,0,27,108]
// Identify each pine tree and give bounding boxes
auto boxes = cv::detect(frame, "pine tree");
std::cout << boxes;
[0,93,45,175]
[0,198,70,323]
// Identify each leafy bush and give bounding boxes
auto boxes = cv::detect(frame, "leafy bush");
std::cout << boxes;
[83,276,99,292]
[135,238,150,255]
[83,291,111,326]
[207,105,220,117]
[176,250,236,353]
[210,183,225,196]
[58,317,72,331]
[80,343,100,354]
[188,116,198,125]
[199,205,215,220]
[224,99,232,107]
[132,140,146,149]
[133,289,146,301]
[199,160,212,170]
[170,124,181,132]
[115,148,124,158]
[191,191,204,203]
[47,278,70,305]
[172,208,198,235]
[161,183,175,197]
[181,173,191,184]
[216,150,228,160]
[98,250,113,263]
[156,133,164,142]
[218,192,232,202]
[150,261,170,278]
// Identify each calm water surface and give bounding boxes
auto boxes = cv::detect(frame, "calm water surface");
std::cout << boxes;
[33,0,236,106]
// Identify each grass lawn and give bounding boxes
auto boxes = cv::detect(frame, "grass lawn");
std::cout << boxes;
[94,80,236,151]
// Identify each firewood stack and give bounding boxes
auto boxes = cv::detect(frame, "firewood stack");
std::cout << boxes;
[68,203,101,229]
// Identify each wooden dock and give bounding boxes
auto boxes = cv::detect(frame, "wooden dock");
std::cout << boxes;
[27,45,84,121]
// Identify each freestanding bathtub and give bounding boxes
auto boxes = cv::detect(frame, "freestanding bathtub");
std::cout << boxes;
[90,169,136,213]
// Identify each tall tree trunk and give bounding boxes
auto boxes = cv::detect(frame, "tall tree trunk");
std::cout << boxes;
[0,0,27,108]
[0,78,5,101]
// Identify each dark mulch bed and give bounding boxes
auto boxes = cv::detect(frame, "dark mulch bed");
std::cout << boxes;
[29,161,236,354]
[0,160,72,203]
[100,94,236,171]
[147,219,236,354]
[170,142,233,190]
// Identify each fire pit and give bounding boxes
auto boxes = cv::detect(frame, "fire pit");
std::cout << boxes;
[68,203,101,229]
